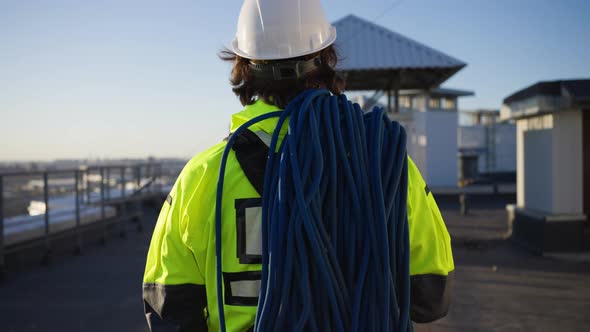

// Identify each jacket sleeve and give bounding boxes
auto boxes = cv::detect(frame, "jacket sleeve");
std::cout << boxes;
[143,159,212,332]
[406,157,455,323]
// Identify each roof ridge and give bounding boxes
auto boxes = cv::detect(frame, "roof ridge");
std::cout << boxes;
[333,14,466,67]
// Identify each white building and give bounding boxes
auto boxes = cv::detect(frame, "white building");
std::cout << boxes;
[354,88,474,188]
[502,79,590,252]
[391,88,473,188]
[458,109,517,177]
[333,14,484,189]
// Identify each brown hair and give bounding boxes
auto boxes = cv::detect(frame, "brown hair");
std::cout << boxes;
[219,45,345,108]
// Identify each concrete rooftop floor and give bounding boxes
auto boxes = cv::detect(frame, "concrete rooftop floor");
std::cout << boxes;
[1,196,589,332]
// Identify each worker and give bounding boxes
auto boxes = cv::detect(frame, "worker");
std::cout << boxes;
[142,0,454,331]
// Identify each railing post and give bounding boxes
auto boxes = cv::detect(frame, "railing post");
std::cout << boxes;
[460,193,469,216]
[119,166,127,239]
[74,170,83,255]
[99,167,107,245]
[135,165,143,233]
[121,166,126,199]
[42,172,52,265]
[86,170,91,204]
[156,164,162,193]
[0,175,6,280]
[145,164,150,193]
[136,165,141,191]
[106,167,111,201]
[160,164,164,192]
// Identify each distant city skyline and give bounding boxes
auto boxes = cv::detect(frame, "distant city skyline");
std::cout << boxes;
[1,0,589,161]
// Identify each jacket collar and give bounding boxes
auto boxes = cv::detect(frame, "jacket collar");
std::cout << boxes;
[230,100,288,138]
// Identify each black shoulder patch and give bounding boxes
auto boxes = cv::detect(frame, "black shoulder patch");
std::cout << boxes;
[425,185,431,196]
[232,129,269,196]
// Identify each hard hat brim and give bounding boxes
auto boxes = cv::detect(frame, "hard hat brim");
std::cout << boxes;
[231,27,337,61]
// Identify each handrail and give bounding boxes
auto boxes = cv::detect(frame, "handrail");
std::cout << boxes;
[0,162,179,277]
[0,162,166,177]
[132,177,157,196]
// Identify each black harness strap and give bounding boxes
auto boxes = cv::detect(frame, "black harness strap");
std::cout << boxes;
[248,56,321,81]
[231,129,269,196]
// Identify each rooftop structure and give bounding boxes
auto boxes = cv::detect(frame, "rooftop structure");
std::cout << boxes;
[503,79,590,252]
[334,15,466,90]
[461,109,501,126]
[501,79,590,121]
[334,15,467,113]
[398,87,474,113]
[458,109,516,177]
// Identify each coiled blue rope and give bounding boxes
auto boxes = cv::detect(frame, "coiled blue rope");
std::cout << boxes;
[216,89,412,332]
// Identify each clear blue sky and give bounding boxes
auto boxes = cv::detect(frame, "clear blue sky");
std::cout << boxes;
[1,0,589,161]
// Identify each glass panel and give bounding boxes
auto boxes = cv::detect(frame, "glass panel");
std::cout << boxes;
[399,96,412,108]
[443,98,456,110]
[429,98,441,109]
[412,96,425,109]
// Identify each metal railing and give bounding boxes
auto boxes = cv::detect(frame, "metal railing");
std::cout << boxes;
[0,162,182,279]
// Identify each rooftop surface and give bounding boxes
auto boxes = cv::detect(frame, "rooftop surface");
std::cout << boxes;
[1,196,589,331]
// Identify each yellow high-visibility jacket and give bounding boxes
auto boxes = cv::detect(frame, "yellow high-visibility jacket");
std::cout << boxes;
[143,100,454,332]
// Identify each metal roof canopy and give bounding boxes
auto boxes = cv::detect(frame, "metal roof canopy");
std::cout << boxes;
[333,15,467,111]
[502,79,590,120]
[503,79,590,104]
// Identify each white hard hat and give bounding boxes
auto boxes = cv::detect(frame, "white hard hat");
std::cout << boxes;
[232,0,337,61]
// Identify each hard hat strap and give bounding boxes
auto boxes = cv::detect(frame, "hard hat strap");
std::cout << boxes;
[248,57,321,81]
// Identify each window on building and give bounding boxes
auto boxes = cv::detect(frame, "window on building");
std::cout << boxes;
[429,98,441,109]
[413,96,425,109]
[443,98,456,110]
[399,96,412,108]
